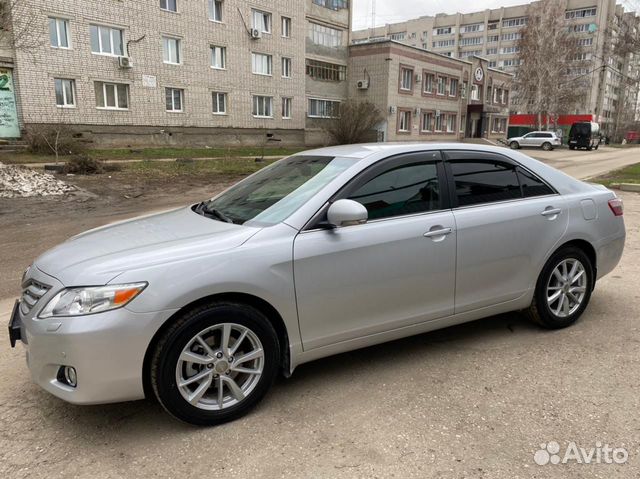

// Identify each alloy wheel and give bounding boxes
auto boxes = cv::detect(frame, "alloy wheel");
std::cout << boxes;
[546,258,587,318]
[175,323,264,410]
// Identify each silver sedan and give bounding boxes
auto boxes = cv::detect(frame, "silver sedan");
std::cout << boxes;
[9,143,625,425]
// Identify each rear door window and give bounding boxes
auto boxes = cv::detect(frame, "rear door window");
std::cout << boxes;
[450,160,522,207]
[517,167,554,198]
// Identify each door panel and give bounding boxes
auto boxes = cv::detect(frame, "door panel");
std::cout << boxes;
[453,196,567,312]
[293,211,456,350]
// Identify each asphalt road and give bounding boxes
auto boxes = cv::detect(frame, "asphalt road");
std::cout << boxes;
[0,146,639,478]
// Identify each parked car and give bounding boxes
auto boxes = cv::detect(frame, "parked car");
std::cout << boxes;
[568,122,601,150]
[9,144,625,426]
[508,131,562,151]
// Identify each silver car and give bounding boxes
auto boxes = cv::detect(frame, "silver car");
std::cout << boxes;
[9,144,625,426]
[508,131,562,151]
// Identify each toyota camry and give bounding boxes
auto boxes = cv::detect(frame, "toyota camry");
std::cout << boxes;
[9,143,625,425]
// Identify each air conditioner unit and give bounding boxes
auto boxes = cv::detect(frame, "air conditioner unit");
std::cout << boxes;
[118,56,133,69]
[250,28,262,39]
[389,106,396,114]
[356,79,369,90]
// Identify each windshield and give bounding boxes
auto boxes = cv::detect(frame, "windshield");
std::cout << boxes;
[197,155,356,226]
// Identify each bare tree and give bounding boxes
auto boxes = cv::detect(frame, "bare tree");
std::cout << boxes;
[323,100,383,145]
[0,0,43,52]
[514,0,587,129]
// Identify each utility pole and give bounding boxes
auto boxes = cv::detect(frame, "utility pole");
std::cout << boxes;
[371,0,376,31]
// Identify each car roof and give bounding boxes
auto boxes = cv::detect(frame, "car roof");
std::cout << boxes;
[297,142,527,160]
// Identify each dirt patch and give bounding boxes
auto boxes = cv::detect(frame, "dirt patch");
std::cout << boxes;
[0,168,241,298]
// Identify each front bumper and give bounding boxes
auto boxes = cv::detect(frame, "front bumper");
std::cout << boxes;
[13,267,178,405]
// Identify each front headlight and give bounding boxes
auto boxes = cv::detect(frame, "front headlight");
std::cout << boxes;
[38,283,147,319]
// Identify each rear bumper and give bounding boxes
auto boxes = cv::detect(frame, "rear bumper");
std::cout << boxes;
[19,306,177,405]
[594,228,626,280]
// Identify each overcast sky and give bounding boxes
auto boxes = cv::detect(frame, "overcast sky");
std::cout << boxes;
[351,0,631,30]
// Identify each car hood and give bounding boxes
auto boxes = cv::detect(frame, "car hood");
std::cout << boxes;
[34,207,261,286]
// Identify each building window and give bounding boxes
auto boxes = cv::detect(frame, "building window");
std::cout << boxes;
[437,76,446,95]
[162,36,181,64]
[461,81,468,99]
[434,113,443,132]
[312,0,349,10]
[54,78,75,107]
[492,117,507,133]
[305,59,346,81]
[253,95,273,117]
[211,45,226,69]
[565,8,596,19]
[423,73,434,94]
[460,115,466,133]
[459,36,483,46]
[165,87,184,112]
[421,111,433,132]
[282,57,292,78]
[160,0,177,12]
[208,0,223,22]
[90,25,124,56]
[94,81,129,110]
[308,98,340,118]
[389,32,406,41]
[487,35,499,43]
[460,23,483,33]
[447,114,456,132]
[486,47,498,55]
[501,32,521,41]
[502,17,527,28]
[282,97,292,119]
[252,52,273,75]
[434,26,453,35]
[212,92,227,114]
[398,110,411,132]
[433,39,455,48]
[252,9,272,33]
[282,16,291,37]
[449,78,458,97]
[308,22,342,47]
[49,18,71,49]
[470,84,480,101]
[400,67,413,91]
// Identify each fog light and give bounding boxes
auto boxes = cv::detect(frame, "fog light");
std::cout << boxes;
[63,366,77,388]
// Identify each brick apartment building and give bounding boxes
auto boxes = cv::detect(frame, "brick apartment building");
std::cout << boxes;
[0,0,351,146]
[352,0,640,137]
[349,40,512,142]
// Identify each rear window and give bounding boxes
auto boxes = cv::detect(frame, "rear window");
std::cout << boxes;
[451,160,521,206]
[451,160,555,206]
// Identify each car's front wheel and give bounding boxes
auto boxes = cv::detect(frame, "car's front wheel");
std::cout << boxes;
[510,141,520,149]
[527,247,594,329]
[150,302,280,426]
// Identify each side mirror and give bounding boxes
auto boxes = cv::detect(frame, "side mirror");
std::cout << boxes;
[326,199,368,228]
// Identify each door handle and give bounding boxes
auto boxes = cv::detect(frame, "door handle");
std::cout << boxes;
[423,227,452,238]
[541,207,562,217]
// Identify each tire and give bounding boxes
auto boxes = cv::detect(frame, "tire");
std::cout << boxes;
[150,302,280,426]
[542,142,552,151]
[510,141,520,149]
[587,146,592,151]
[569,145,575,150]
[527,247,594,329]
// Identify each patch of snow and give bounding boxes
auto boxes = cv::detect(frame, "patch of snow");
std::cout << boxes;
[0,162,76,198]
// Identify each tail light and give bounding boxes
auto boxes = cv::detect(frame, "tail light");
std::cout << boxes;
[608,198,624,216]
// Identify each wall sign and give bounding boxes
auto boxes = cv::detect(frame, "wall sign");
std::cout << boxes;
[142,74,157,88]
[0,68,20,138]
[474,67,484,83]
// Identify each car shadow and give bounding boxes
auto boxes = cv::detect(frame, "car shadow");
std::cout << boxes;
[38,310,541,437]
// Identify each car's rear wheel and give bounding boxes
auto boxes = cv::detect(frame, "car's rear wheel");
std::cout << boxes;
[542,142,552,151]
[510,141,520,149]
[527,247,594,329]
[150,302,279,426]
